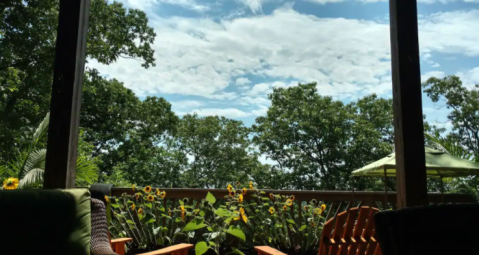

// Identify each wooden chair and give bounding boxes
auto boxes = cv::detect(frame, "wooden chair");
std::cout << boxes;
[254,206,381,255]
[91,198,193,255]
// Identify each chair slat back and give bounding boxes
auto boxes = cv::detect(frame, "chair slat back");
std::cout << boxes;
[318,207,381,255]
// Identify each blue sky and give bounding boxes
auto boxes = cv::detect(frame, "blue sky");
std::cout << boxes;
[89,0,479,130]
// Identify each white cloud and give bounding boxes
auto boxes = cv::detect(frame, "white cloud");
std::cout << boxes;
[172,100,205,109]
[88,7,479,110]
[421,71,446,82]
[457,67,479,88]
[190,108,254,118]
[158,0,210,12]
[236,77,252,86]
[238,0,264,13]
[304,0,476,4]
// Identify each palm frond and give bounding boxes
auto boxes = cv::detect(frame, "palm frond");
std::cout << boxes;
[19,168,44,188]
[32,112,50,147]
[18,149,47,179]
[75,155,99,186]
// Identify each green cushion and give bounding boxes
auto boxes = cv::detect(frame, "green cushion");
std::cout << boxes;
[0,189,91,255]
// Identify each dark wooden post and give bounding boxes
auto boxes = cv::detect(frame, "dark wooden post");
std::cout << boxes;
[389,0,428,208]
[44,0,90,189]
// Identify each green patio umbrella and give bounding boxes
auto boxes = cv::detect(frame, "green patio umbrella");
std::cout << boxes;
[352,146,479,202]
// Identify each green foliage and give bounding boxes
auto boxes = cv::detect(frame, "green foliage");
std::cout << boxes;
[0,0,156,163]
[253,83,393,190]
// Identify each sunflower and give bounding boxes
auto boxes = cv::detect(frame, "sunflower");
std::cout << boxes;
[144,186,152,193]
[180,205,185,221]
[135,193,140,200]
[130,204,136,210]
[156,189,160,196]
[168,208,172,216]
[269,207,275,214]
[321,204,327,211]
[314,208,322,216]
[132,184,135,191]
[138,208,144,215]
[269,193,274,200]
[303,205,308,210]
[242,188,247,196]
[311,199,317,205]
[249,182,253,190]
[147,195,154,202]
[238,194,244,203]
[160,191,166,198]
[3,178,19,190]
[291,195,295,201]
[240,207,248,223]
[285,199,293,207]
[283,205,287,211]
[229,190,235,197]
[236,181,241,186]
[104,195,110,203]
[227,184,233,192]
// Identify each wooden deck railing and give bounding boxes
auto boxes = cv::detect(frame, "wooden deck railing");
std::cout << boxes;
[110,188,475,221]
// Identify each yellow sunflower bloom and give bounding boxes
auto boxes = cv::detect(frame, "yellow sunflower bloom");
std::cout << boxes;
[321,204,327,211]
[291,195,295,201]
[227,184,233,192]
[130,204,136,210]
[181,210,185,221]
[135,193,140,200]
[286,199,293,207]
[3,178,19,190]
[249,181,253,190]
[138,208,143,215]
[229,190,235,197]
[242,188,247,196]
[283,205,287,211]
[156,189,160,196]
[104,195,109,203]
[240,207,248,223]
[236,181,241,186]
[168,208,172,216]
[144,186,152,193]
[160,191,166,198]
[314,208,322,216]
[238,194,244,203]
[132,184,135,191]
[147,195,154,202]
[269,207,275,215]
[269,193,274,200]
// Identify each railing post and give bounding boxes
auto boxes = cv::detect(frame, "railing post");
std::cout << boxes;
[389,0,428,208]
[44,0,90,189]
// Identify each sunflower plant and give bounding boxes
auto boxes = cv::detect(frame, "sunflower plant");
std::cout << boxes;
[182,191,246,255]
[106,185,188,250]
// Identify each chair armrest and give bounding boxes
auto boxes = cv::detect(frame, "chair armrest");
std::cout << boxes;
[136,243,194,255]
[111,238,133,255]
[254,246,287,255]
[111,238,133,244]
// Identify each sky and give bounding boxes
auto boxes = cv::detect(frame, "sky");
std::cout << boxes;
[88,0,479,130]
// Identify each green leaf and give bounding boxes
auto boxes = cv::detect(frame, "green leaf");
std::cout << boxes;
[226,226,246,241]
[207,227,213,232]
[275,223,283,228]
[195,242,210,255]
[126,220,134,224]
[145,203,152,209]
[299,225,307,231]
[183,219,207,232]
[230,248,245,255]
[200,210,206,217]
[215,208,231,217]
[153,227,161,235]
[206,192,216,204]
[287,219,295,225]
[175,217,182,222]
[111,203,120,208]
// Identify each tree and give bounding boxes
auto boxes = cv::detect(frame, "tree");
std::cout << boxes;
[81,70,179,177]
[0,0,156,161]
[176,114,258,188]
[253,83,393,190]
[423,75,479,157]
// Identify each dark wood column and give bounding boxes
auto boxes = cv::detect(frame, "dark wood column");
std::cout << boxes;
[44,0,90,189]
[389,0,428,208]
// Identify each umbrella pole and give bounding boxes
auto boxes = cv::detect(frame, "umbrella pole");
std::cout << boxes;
[384,168,388,209]
[440,176,444,204]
